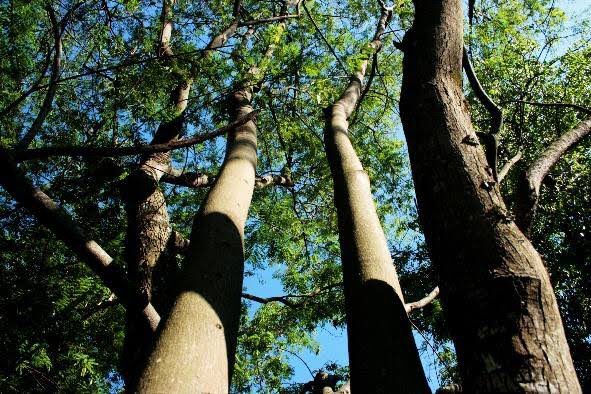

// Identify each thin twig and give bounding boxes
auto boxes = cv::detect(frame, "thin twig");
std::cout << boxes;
[302,1,348,73]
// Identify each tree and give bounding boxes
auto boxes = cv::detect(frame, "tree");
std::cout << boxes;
[137,3,292,391]
[1,0,590,392]
[399,0,581,390]
[323,3,428,391]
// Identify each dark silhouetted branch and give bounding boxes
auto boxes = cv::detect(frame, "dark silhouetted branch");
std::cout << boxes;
[13,112,256,161]
[303,1,348,73]
[463,46,503,136]
[241,292,298,307]
[17,5,62,150]
[242,283,342,308]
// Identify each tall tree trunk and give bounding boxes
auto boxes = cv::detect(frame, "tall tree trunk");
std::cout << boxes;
[121,82,190,387]
[324,5,429,393]
[122,0,238,383]
[136,85,256,394]
[121,0,188,384]
[136,6,291,390]
[399,0,580,391]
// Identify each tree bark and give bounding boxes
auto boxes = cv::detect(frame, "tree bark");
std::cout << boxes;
[324,5,429,393]
[515,117,591,235]
[399,0,580,391]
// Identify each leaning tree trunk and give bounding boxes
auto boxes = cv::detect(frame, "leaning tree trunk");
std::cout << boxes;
[136,6,291,390]
[399,0,580,391]
[324,5,429,393]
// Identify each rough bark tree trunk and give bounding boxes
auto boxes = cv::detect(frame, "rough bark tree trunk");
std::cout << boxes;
[324,5,430,393]
[399,0,580,391]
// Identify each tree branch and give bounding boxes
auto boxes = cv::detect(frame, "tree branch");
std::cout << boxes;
[16,4,62,150]
[0,40,53,119]
[405,286,440,313]
[436,383,463,393]
[255,173,294,189]
[302,1,349,73]
[515,117,591,234]
[239,14,300,26]
[334,380,351,393]
[497,151,522,183]
[12,111,256,161]
[462,46,503,135]
[157,0,175,58]
[161,171,294,189]
[242,283,342,308]
[241,292,298,307]
[0,148,160,331]
[167,230,190,255]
